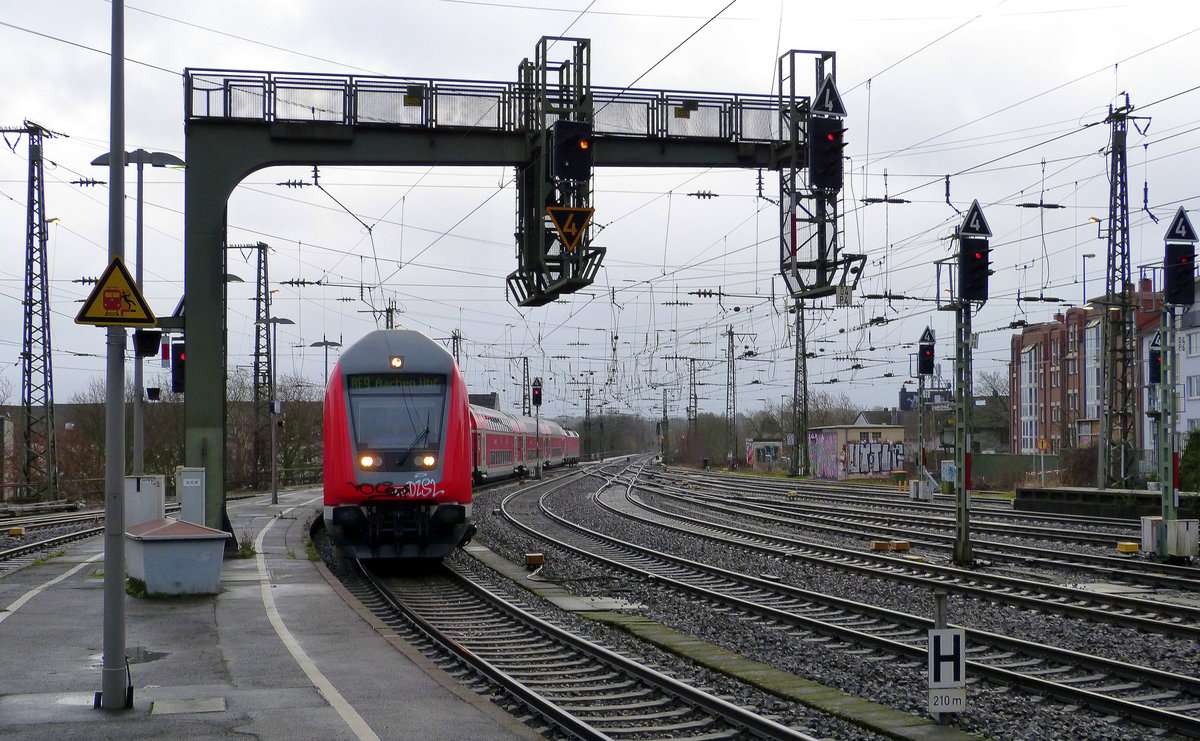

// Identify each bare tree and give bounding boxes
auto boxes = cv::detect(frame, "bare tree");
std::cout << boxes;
[974,368,1011,452]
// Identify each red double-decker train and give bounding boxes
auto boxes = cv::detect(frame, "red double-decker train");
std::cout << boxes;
[323,329,579,559]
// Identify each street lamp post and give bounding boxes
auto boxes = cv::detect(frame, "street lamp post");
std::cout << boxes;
[309,337,342,382]
[92,149,185,476]
[1082,253,1096,305]
[257,316,294,504]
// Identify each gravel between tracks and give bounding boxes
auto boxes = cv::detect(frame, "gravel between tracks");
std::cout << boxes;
[472,476,1195,741]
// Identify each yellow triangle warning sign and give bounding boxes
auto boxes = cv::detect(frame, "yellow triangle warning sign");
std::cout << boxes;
[546,206,594,252]
[75,257,157,327]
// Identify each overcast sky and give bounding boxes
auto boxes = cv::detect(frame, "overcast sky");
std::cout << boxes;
[2,1,1198,421]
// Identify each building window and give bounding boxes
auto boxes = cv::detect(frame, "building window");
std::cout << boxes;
[1084,320,1101,418]
[1020,345,1041,453]
[1188,376,1200,399]
[1187,332,1200,358]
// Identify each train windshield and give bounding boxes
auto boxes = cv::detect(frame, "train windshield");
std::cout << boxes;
[346,373,446,449]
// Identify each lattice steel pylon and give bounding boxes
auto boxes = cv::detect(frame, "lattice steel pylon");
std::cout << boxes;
[1098,98,1136,488]
[726,326,736,467]
[521,357,531,417]
[244,242,271,489]
[687,360,698,436]
[9,122,58,501]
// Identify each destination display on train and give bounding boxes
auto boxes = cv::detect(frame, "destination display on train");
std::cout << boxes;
[347,373,445,390]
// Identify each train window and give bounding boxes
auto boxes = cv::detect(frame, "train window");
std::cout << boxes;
[346,373,446,450]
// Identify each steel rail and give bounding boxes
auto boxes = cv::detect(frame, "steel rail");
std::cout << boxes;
[0,526,104,564]
[341,469,819,741]
[663,468,1136,529]
[601,475,1200,638]
[647,471,1133,546]
[501,475,1200,738]
[645,471,1200,590]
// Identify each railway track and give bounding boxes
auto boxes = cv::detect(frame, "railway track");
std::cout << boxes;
[317,492,824,739]
[600,471,1200,639]
[650,471,1136,546]
[0,526,104,576]
[646,471,1200,591]
[501,467,1200,738]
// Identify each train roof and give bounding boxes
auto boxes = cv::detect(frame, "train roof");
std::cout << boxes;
[337,329,455,375]
[468,404,524,433]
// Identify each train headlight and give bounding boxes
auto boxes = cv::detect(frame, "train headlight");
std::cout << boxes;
[389,356,404,369]
[359,454,381,468]
[420,454,437,468]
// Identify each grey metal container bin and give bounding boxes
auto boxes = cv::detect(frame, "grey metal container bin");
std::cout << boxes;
[125,517,231,595]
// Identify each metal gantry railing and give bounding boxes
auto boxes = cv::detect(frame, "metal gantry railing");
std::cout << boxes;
[185,68,785,143]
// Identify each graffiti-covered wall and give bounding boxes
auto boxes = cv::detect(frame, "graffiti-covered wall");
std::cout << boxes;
[846,441,905,476]
[808,431,841,479]
[808,425,906,480]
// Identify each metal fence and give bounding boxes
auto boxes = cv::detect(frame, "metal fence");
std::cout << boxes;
[186,69,788,143]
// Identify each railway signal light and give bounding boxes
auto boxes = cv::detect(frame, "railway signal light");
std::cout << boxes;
[1148,344,1163,385]
[132,329,162,357]
[1164,242,1196,305]
[551,120,592,182]
[170,340,186,393]
[918,343,934,376]
[808,116,846,192]
[531,378,543,407]
[958,237,990,302]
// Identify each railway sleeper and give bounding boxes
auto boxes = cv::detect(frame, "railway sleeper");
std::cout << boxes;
[1085,681,1149,693]
[558,696,675,712]
[600,717,728,735]
[461,633,549,645]
[1053,673,1108,685]
[989,658,1051,669]
[1122,690,1182,703]
[509,664,614,679]
[588,706,702,724]
[488,656,594,670]
[519,671,623,686]
[1020,664,1078,677]
[476,647,575,660]
[553,686,653,703]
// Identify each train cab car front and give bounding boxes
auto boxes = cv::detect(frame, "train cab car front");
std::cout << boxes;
[323,330,473,560]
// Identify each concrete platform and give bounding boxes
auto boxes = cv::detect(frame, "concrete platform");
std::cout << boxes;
[1014,485,1199,518]
[0,487,537,741]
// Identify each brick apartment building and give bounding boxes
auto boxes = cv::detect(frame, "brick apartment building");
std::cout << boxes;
[1008,278,1162,455]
